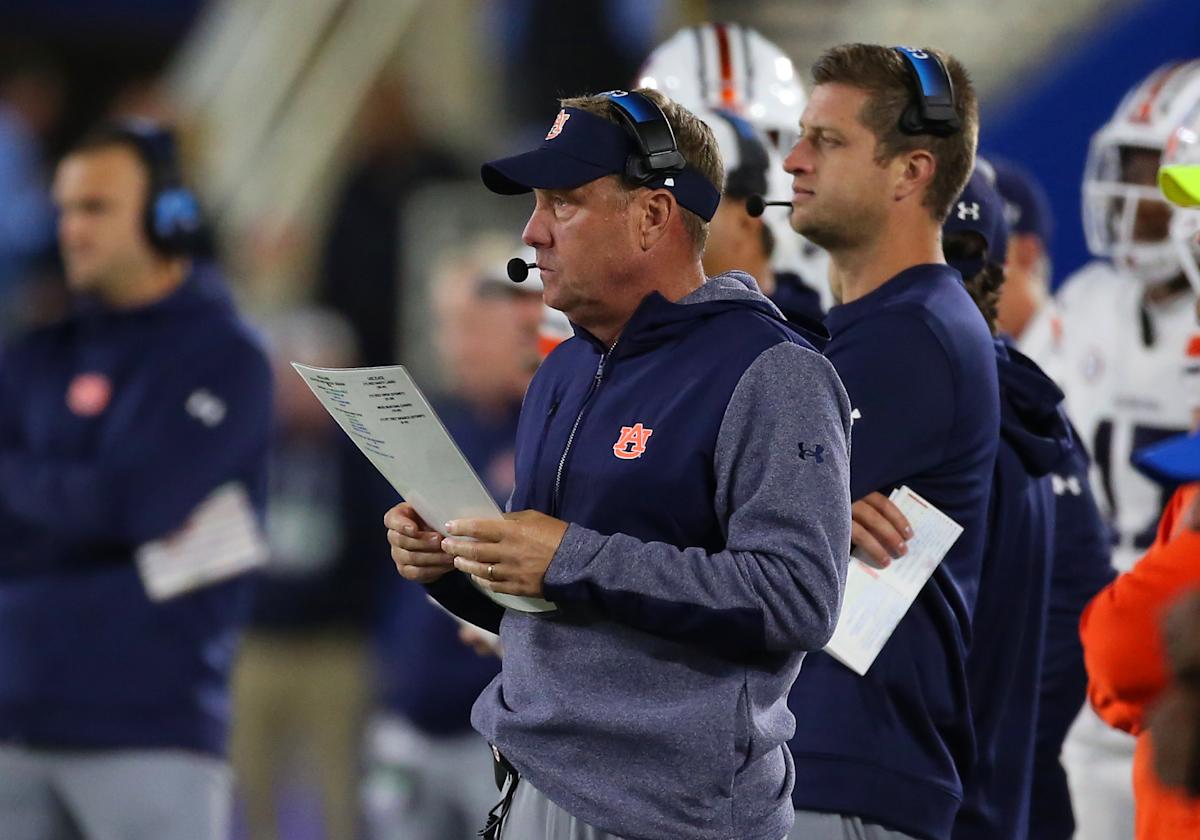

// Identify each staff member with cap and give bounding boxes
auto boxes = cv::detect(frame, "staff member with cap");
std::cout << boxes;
[384,87,853,840]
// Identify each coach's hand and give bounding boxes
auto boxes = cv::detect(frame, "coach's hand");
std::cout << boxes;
[442,510,569,598]
[851,492,912,569]
[385,502,455,583]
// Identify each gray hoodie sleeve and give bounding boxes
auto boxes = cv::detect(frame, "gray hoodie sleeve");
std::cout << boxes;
[542,342,852,653]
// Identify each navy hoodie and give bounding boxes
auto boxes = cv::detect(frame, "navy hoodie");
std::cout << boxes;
[429,273,853,840]
[0,264,271,756]
[952,341,1069,840]
[1027,420,1115,840]
[788,264,1000,840]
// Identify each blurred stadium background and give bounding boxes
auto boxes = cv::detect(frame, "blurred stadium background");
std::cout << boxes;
[0,1,1197,839]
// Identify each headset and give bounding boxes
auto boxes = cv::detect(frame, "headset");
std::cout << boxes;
[601,90,688,185]
[104,119,203,255]
[893,47,962,137]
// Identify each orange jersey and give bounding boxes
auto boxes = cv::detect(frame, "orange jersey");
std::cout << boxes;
[1081,483,1200,838]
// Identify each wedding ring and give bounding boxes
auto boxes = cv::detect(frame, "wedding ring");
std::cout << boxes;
[487,564,495,580]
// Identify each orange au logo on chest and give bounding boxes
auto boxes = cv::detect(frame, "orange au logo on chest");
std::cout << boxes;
[545,110,571,140]
[67,372,112,417]
[613,423,653,460]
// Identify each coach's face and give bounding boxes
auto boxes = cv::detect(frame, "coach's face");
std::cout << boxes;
[54,146,156,295]
[784,83,892,252]
[522,175,640,335]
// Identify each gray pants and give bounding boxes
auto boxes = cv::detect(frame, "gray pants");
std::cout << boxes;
[500,778,627,840]
[500,780,793,840]
[789,810,920,840]
[0,745,231,840]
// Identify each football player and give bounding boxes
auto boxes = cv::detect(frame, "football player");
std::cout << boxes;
[1022,60,1200,840]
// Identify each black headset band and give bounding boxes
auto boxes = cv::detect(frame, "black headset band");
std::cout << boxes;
[601,90,688,183]
[893,47,962,137]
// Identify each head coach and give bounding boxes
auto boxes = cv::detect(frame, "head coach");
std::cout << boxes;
[384,87,853,840]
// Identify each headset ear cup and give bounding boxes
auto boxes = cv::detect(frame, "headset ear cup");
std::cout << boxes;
[150,188,202,254]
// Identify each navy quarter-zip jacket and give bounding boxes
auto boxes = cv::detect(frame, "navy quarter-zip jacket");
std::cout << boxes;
[428,272,853,840]
[788,264,1001,840]
[0,264,272,756]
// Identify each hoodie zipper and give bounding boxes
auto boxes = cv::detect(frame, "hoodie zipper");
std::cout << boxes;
[552,339,618,517]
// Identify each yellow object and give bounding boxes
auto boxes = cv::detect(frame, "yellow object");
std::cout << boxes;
[1159,164,1200,207]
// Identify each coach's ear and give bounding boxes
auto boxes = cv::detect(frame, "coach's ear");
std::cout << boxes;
[638,189,675,251]
[892,149,936,205]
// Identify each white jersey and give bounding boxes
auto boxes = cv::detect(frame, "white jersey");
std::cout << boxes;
[1022,260,1198,571]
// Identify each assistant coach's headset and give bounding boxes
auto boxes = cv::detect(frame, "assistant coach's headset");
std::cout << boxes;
[746,46,963,217]
[507,90,707,282]
[102,119,204,256]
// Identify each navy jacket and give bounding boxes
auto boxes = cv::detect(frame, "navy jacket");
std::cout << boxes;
[0,264,271,756]
[430,273,853,840]
[788,264,1000,840]
[770,270,825,330]
[953,341,1070,840]
[1028,420,1115,840]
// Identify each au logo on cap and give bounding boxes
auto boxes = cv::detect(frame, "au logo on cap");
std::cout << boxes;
[545,110,571,140]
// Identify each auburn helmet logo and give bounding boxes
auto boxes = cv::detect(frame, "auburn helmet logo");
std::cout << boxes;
[613,423,653,460]
[545,110,571,140]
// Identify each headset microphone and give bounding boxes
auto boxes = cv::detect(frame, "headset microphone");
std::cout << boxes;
[745,195,793,218]
[507,258,538,283]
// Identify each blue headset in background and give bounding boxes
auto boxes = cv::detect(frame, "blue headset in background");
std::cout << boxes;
[107,119,203,255]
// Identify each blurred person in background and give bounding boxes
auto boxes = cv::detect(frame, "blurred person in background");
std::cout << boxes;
[973,159,1118,840]
[365,235,543,840]
[0,50,64,328]
[232,308,393,840]
[1149,590,1200,799]
[1078,125,1200,839]
[1081,429,1200,838]
[0,120,271,840]
[315,77,461,367]
[939,166,1112,840]
[694,106,823,326]
[638,22,831,312]
[989,157,1055,345]
[1021,60,1200,840]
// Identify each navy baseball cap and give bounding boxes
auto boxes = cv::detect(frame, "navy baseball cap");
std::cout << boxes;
[991,157,1054,242]
[1135,431,1200,484]
[943,165,1009,279]
[481,106,721,221]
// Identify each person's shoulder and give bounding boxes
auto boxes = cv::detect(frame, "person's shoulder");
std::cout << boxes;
[1054,260,1129,311]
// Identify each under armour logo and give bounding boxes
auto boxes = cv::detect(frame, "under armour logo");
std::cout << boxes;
[1051,473,1082,496]
[956,201,981,221]
[186,389,227,428]
[798,442,825,463]
[613,423,653,460]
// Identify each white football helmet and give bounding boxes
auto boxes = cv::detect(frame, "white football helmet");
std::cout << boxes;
[1083,60,1200,284]
[1163,99,1200,294]
[638,25,830,298]
[636,23,805,158]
